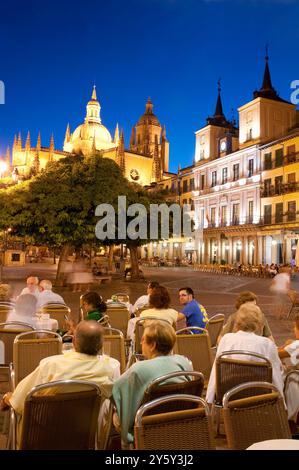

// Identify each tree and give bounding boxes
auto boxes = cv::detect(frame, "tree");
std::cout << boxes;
[0,155,175,281]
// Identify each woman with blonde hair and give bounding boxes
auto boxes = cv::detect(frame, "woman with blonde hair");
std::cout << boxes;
[206,302,283,404]
[112,320,192,445]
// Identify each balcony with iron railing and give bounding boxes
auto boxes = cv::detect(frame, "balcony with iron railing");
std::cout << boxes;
[207,216,256,229]
[260,212,299,226]
[263,151,299,170]
[261,182,299,197]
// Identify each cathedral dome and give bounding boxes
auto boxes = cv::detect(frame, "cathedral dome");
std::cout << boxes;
[136,97,161,127]
[63,86,116,156]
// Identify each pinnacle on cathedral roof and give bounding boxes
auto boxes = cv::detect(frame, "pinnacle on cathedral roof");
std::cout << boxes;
[136,97,161,127]
[91,85,97,101]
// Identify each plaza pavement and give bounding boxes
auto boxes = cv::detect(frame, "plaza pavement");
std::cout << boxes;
[1,262,298,450]
[2,262,298,345]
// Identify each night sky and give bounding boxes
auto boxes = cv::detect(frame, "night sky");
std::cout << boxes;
[0,0,298,172]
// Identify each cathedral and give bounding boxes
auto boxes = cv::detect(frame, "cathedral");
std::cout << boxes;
[10,87,170,186]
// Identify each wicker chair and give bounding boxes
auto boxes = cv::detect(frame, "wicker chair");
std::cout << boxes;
[38,303,71,330]
[206,314,225,348]
[0,322,35,365]
[134,394,215,450]
[10,379,102,450]
[97,315,110,328]
[174,327,213,382]
[103,327,126,373]
[141,371,205,413]
[105,306,130,337]
[223,381,291,450]
[287,290,299,319]
[0,302,15,323]
[215,350,273,405]
[11,330,63,388]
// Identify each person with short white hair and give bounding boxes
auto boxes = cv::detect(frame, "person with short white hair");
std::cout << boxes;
[19,276,39,299]
[36,279,65,309]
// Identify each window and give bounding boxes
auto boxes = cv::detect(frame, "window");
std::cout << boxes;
[210,207,216,226]
[247,128,253,141]
[275,203,283,223]
[233,164,239,181]
[189,178,195,191]
[287,144,296,163]
[275,148,283,168]
[232,204,240,225]
[248,200,253,223]
[275,176,283,195]
[264,153,272,170]
[189,199,195,211]
[263,178,272,196]
[183,180,188,193]
[220,206,227,226]
[248,159,254,177]
[264,205,272,224]
[287,173,296,192]
[201,175,205,190]
[288,201,296,221]
[211,171,217,187]
[222,167,228,184]
[200,150,205,159]
[11,253,20,262]
[182,199,187,205]
[201,208,205,227]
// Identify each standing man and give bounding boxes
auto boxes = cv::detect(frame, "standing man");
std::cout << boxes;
[178,287,208,329]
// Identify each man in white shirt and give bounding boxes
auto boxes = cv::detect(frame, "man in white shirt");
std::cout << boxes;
[206,303,284,404]
[0,321,115,443]
[131,281,159,314]
[36,279,65,309]
[19,276,39,299]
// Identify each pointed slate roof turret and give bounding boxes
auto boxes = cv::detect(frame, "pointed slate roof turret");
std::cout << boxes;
[206,79,235,128]
[253,49,289,103]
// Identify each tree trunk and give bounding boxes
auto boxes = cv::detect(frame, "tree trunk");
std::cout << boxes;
[108,244,115,272]
[55,243,73,286]
[128,244,140,280]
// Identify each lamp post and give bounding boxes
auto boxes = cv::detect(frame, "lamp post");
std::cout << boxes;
[0,227,12,282]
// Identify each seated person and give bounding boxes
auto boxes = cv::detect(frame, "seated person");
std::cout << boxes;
[278,315,299,429]
[206,303,284,404]
[217,291,274,344]
[141,285,181,326]
[112,320,193,445]
[80,291,107,322]
[6,294,56,329]
[131,281,159,314]
[178,287,208,330]
[19,276,40,299]
[0,321,116,446]
[36,279,65,309]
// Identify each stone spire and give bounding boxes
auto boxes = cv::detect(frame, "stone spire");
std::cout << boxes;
[5,146,10,166]
[12,135,17,151]
[36,131,41,150]
[49,133,54,162]
[253,49,287,102]
[129,127,135,149]
[114,123,120,144]
[117,130,126,174]
[85,85,101,124]
[25,131,31,150]
[214,79,224,118]
[64,124,71,145]
[206,79,233,128]
[91,84,97,101]
[152,134,161,182]
[17,132,22,149]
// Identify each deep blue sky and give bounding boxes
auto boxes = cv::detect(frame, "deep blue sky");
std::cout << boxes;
[0,0,298,172]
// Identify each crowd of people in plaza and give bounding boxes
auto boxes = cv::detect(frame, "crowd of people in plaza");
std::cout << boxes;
[1,272,299,449]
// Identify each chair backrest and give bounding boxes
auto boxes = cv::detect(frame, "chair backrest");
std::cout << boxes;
[135,305,150,317]
[287,289,299,305]
[12,331,63,387]
[17,379,102,450]
[97,315,110,327]
[206,314,225,347]
[134,317,173,354]
[103,327,126,373]
[215,350,273,404]
[134,394,215,450]
[222,381,291,450]
[113,293,130,303]
[174,327,213,381]
[0,302,15,323]
[40,304,71,329]
[105,306,130,337]
[0,322,35,364]
[141,371,204,413]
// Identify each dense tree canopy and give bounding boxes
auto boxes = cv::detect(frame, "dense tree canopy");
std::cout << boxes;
[0,155,174,280]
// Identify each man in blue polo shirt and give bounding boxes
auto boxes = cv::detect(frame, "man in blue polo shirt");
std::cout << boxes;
[178,287,208,329]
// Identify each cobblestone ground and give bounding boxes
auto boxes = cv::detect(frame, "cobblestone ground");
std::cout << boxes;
[1,263,298,449]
